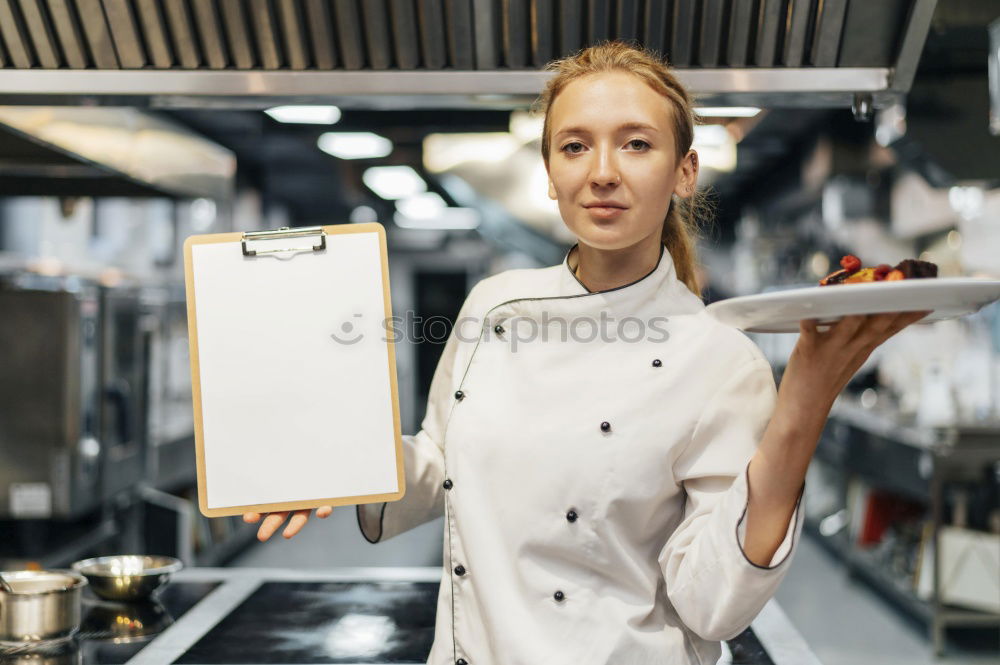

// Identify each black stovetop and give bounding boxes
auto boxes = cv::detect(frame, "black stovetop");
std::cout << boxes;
[175,581,438,664]
[174,580,772,665]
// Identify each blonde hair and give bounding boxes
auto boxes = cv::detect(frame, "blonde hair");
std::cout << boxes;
[533,40,712,297]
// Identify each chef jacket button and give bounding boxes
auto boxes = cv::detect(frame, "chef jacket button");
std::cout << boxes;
[600,421,611,432]
[443,479,453,490]
[494,324,504,335]
[554,590,565,602]
[454,390,464,400]
[456,660,468,665]
[454,565,466,576]
[566,510,578,522]
[652,358,662,367]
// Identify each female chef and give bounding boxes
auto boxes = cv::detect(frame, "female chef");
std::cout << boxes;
[245,41,930,665]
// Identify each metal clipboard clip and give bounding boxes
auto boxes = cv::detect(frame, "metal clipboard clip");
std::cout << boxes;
[241,226,327,257]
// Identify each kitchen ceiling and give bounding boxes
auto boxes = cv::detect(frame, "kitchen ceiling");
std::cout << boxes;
[0,0,935,110]
[2,0,978,254]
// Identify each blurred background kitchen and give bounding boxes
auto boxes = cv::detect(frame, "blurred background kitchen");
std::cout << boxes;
[0,1,998,664]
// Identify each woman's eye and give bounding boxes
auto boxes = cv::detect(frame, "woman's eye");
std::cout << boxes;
[562,142,585,154]
[627,139,650,150]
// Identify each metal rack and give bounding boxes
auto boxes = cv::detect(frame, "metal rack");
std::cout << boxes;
[812,395,1000,656]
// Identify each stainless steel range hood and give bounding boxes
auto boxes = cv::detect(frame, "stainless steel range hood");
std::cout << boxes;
[0,105,236,198]
[0,0,937,110]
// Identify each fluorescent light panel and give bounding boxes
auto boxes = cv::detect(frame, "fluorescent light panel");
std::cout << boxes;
[363,165,426,199]
[394,208,480,230]
[692,125,737,171]
[396,192,447,219]
[423,133,521,173]
[318,132,393,159]
[695,106,761,117]
[265,105,341,124]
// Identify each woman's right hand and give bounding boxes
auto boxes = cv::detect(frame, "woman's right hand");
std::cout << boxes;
[243,506,333,541]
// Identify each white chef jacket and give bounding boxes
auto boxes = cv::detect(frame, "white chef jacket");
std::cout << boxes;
[357,242,805,665]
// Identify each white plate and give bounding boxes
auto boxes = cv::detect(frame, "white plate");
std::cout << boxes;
[704,277,1000,333]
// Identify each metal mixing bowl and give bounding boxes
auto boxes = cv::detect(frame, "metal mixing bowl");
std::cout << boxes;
[69,556,182,602]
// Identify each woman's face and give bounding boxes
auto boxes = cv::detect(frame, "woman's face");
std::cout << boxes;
[545,71,698,251]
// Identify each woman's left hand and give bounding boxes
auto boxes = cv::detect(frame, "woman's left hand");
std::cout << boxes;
[786,310,934,410]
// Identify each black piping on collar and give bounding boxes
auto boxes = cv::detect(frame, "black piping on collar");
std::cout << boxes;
[564,242,667,295]
[454,242,671,391]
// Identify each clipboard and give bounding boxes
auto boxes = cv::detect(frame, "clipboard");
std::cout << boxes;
[183,223,404,518]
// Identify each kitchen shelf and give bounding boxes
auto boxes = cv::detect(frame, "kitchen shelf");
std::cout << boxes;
[809,400,1000,656]
[805,519,1000,640]
[845,539,934,624]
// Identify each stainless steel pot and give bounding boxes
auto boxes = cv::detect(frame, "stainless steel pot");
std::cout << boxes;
[0,570,88,644]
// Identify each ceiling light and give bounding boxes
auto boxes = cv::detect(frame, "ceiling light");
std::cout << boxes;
[509,110,544,143]
[692,125,737,172]
[396,192,447,220]
[693,125,732,146]
[318,132,393,160]
[695,106,761,118]
[394,208,480,230]
[423,133,521,173]
[363,165,426,200]
[265,105,341,124]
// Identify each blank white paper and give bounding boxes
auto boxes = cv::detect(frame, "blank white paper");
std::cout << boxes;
[191,230,399,509]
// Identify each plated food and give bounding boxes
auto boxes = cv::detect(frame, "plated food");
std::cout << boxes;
[705,254,1000,333]
[819,254,938,285]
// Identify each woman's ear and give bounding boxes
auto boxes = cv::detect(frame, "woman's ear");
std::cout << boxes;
[548,179,557,200]
[673,149,699,198]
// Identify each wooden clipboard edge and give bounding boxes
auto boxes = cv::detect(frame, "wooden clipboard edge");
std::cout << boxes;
[183,222,406,519]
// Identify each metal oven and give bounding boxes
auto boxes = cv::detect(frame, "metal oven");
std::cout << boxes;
[0,274,103,519]
[0,273,149,518]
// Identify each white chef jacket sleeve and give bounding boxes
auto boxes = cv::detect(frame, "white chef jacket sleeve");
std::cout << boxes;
[658,356,805,642]
[356,283,479,544]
